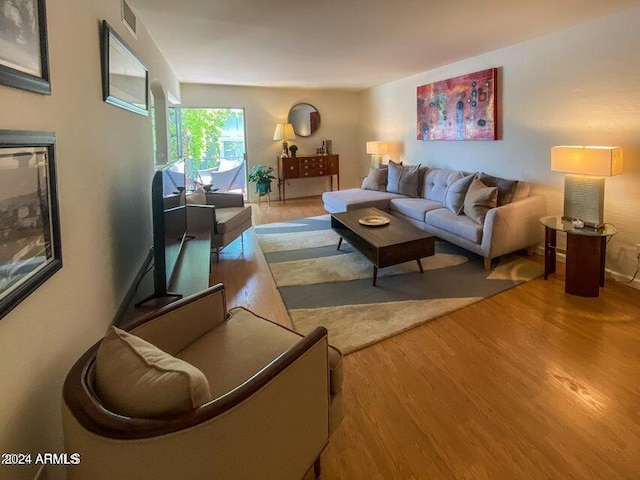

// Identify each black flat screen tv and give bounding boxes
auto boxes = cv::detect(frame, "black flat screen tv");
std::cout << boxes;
[137,160,187,306]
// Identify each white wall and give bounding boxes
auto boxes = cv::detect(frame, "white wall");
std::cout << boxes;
[180,84,361,201]
[0,1,179,479]
[360,7,640,280]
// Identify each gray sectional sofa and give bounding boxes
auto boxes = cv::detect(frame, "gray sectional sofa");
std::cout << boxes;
[322,166,546,269]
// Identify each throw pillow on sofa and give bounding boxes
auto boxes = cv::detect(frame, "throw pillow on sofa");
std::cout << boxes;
[463,177,498,225]
[423,168,463,202]
[95,326,212,418]
[477,173,518,206]
[511,181,531,202]
[387,162,421,197]
[444,174,476,215]
[361,166,388,191]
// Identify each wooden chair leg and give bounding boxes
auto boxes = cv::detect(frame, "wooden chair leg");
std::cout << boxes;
[313,456,321,479]
[484,257,492,270]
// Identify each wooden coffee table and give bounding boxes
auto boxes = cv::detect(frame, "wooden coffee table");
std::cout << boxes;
[331,207,435,286]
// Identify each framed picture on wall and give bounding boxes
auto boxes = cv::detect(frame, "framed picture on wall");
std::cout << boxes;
[0,0,51,95]
[0,130,62,321]
[417,68,497,141]
[100,20,149,116]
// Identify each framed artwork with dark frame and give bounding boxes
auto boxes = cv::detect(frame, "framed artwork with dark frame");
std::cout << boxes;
[100,20,149,116]
[0,0,51,95]
[0,130,62,321]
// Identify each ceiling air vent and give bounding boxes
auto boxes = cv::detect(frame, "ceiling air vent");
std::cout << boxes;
[122,0,137,36]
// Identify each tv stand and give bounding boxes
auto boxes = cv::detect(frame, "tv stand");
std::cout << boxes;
[120,229,212,328]
[134,291,182,309]
[169,229,211,296]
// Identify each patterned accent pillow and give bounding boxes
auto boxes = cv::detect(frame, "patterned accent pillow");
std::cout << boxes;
[387,162,421,197]
[361,167,388,191]
[444,174,476,215]
[463,178,498,225]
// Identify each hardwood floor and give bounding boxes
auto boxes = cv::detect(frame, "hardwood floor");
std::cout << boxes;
[211,196,640,480]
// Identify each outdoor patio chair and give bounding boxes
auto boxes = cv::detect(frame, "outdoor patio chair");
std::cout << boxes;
[197,161,246,193]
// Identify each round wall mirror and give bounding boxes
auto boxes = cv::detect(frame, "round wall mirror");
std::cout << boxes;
[288,103,320,137]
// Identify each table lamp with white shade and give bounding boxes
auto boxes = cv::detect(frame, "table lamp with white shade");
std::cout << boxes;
[551,145,623,228]
[366,141,390,167]
[273,123,295,157]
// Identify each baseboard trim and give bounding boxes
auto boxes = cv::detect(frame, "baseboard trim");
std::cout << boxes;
[113,248,154,326]
[607,269,640,290]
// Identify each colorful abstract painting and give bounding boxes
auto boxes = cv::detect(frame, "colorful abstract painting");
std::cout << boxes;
[417,68,497,141]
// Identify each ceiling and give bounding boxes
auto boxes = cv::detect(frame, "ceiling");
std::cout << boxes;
[128,0,640,91]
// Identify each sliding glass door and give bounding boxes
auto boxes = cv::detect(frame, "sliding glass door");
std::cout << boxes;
[169,108,247,197]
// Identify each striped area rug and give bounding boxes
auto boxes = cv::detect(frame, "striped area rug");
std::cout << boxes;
[255,215,543,354]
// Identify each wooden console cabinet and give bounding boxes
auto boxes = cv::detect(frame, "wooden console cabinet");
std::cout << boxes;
[278,154,339,203]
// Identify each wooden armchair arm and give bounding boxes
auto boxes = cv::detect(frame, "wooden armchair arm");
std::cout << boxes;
[63,325,328,440]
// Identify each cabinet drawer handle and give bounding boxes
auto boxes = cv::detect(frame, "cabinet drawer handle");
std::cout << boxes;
[289,166,294,170]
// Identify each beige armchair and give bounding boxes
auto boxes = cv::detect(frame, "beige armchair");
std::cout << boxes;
[63,284,343,480]
[187,191,252,262]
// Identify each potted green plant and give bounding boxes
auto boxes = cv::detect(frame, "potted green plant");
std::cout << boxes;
[288,144,298,157]
[248,165,276,196]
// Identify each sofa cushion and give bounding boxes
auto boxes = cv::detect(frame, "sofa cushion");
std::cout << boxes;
[178,307,343,399]
[424,169,464,203]
[390,198,444,222]
[322,188,404,213]
[387,162,421,197]
[361,166,388,191]
[214,206,252,235]
[95,326,212,418]
[178,308,302,398]
[464,178,498,225]
[425,209,484,244]
[477,173,518,206]
[444,174,475,215]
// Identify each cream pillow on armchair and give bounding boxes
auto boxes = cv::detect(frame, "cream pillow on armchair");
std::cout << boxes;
[186,187,207,205]
[95,326,211,418]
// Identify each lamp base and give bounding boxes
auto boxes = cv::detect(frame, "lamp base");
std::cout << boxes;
[281,140,289,157]
[563,174,605,229]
